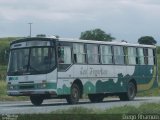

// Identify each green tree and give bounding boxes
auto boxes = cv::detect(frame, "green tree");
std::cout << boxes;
[138,36,157,45]
[80,28,115,41]
[0,38,16,65]
[0,46,9,65]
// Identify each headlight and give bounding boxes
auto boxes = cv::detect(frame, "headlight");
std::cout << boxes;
[42,83,47,88]
[10,85,14,90]
[8,85,17,90]
[37,83,47,89]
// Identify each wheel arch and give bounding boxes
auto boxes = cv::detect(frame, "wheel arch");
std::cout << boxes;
[72,79,83,98]
[129,79,137,93]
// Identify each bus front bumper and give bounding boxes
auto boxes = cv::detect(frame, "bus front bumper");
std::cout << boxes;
[7,89,57,96]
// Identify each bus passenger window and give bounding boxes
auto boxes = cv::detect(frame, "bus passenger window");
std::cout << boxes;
[87,44,99,64]
[113,46,125,64]
[124,47,128,64]
[58,46,72,64]
[137,48,145,65]
[153,49,156,65]
[128,47,137,65]
[73,43,85,63]
[100,45,113,64]
[148,48,154,65]
[144,48,148,65]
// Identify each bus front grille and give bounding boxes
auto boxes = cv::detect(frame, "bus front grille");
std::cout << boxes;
[19,85,34,89]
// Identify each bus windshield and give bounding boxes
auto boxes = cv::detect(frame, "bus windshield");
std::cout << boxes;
[8,47,56,75]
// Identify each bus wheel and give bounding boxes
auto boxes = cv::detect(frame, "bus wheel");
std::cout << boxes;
[30,95,43,106]
[66,84,80,104]
[119,82,136,101]
[88,94,104,103]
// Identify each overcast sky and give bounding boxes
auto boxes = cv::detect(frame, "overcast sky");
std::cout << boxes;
[0,0,160,44]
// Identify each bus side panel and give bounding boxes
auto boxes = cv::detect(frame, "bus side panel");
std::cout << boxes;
[46,69,57,91]
[135,65,158,92]
[56,64,134,95]
[56,64,158,95]
[57,66,74,95]
[84,65,128,94]
[94,65,129,93]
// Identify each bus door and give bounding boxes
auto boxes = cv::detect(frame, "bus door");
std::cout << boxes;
[57,45,73,95]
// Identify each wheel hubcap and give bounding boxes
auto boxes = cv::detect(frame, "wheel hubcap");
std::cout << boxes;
[72,87,79,100]
[128,84,135,98]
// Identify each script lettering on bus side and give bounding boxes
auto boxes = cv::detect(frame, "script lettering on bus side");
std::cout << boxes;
[80,67,88,76]
[80,67,108,76]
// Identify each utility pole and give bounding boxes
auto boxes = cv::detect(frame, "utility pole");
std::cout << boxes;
[28,23,32,37]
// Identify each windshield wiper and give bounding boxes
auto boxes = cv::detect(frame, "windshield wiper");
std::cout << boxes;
[29,65,42,74]
[22,64,42,74]
[9,70,23,75]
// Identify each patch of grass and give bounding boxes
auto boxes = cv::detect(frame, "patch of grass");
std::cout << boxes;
[0,37,20,43]
[105,103,160,114]
[16,103,160,120]
[137,103,160,114]
[137,87,160,97]
[0,80,6,95]
[0,65,7,81]
[52,107,98,114]
[103,105,137,114]
[16,114,114,120]
[50,102,160,114]
[0,65,7,70]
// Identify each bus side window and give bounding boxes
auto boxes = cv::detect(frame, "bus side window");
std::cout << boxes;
[113,46,125,64]
[58,46,72,71]
[58,46,72,64]
[73,43,85,64]
[58,47,64,63]
[86,44,99,64]
[100,45,113,64]
[124,47,128,65]
[148,48,154,65]
[137,48,145,65]
[144,48,148,65]
[127,47,137,65]
[153,49,156,65]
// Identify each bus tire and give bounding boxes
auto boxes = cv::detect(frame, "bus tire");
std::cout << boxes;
[66,84,80,104]
[88,94,104,103]
[119,82,136,101]
[30,95,43,106]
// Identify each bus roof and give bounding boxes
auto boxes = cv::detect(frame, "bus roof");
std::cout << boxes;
[11,37,156,48]
[58,38,156,48]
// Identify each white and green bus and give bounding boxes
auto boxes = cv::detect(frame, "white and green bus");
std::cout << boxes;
[7,37,158,105]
